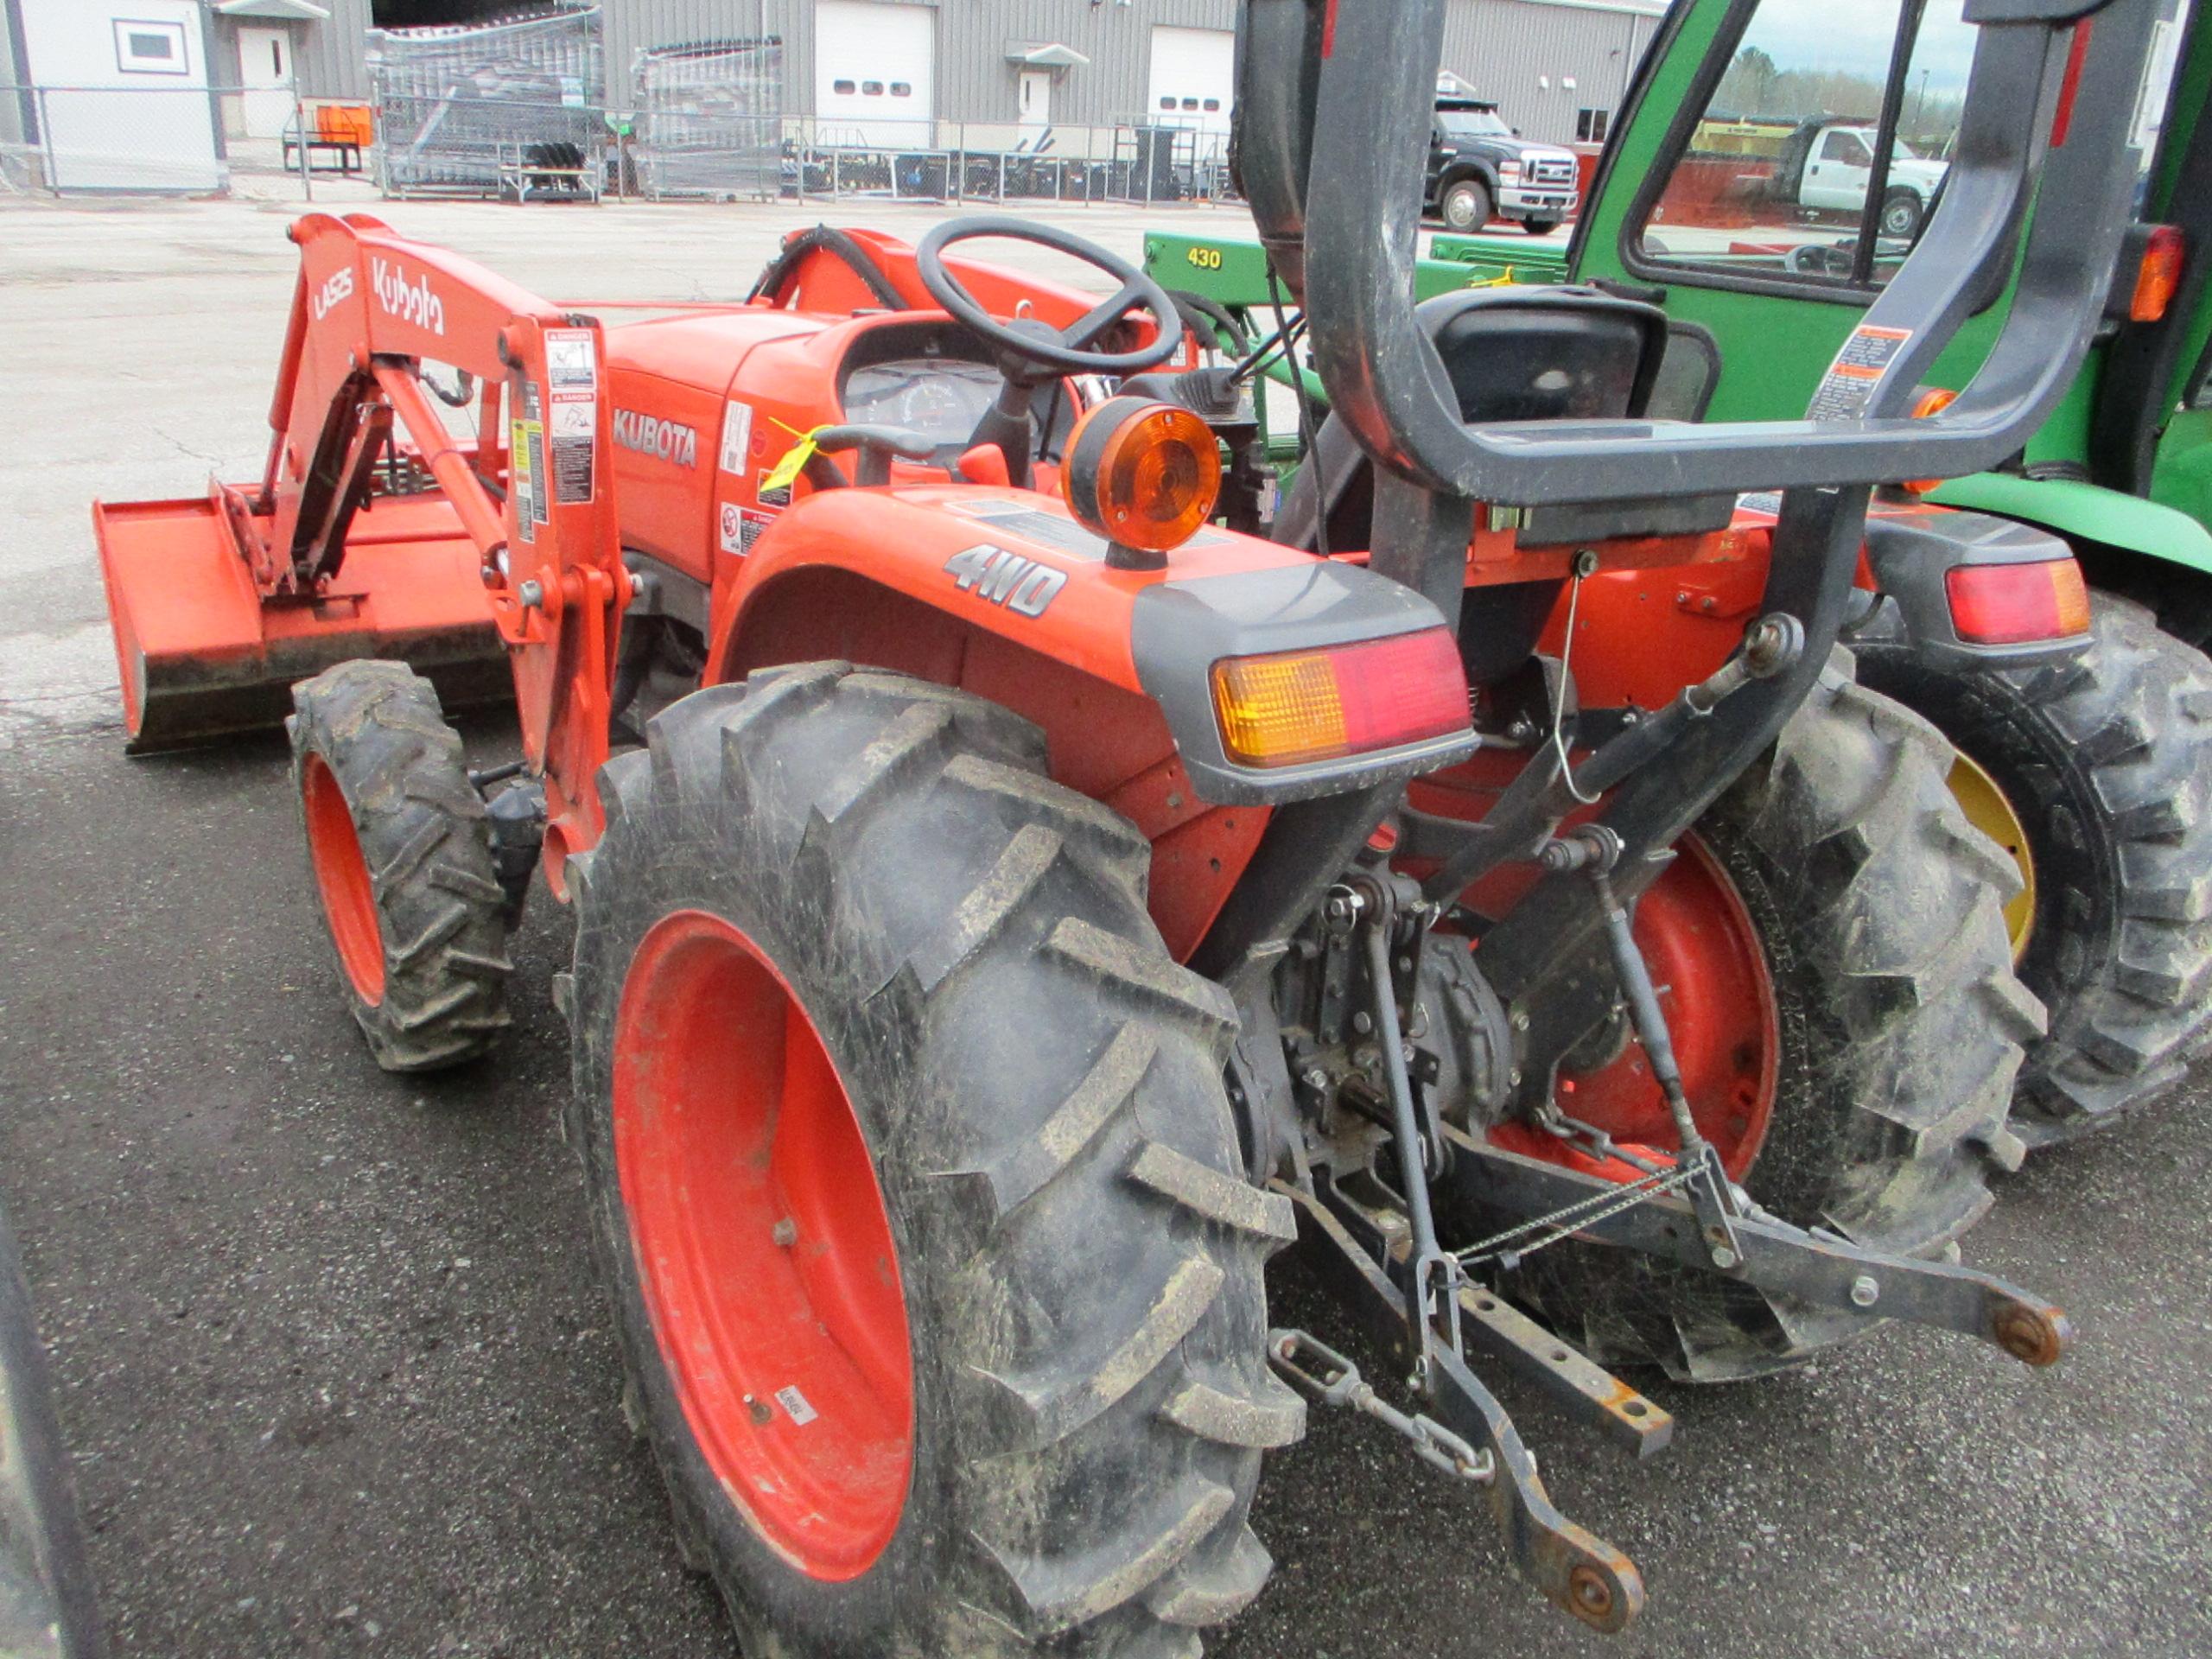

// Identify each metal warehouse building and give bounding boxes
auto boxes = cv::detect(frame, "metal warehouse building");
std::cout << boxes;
[192,0,1666,147]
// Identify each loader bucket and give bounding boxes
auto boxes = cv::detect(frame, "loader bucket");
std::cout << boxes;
[93,493,511,753]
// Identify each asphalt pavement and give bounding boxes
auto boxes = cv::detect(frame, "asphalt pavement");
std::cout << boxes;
[2,188,2209,1659]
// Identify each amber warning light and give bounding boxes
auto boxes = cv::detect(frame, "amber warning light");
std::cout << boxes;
[1212,629,1471,769]
[1063,396,1221,565]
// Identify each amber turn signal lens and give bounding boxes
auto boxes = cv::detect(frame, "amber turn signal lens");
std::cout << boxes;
[1211,628,1470,769]
[1945,559,2092,645]
[1899,386,1961,493]
[2130,224,2185,323]
[1063,396,1222,556]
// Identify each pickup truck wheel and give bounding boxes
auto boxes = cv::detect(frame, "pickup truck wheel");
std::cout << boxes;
[1440,177,1492,232]
[1854,593,2212,1144]
[566,663,1301,1657]
[1519,218,1562,236]
[1879,188,1923,239]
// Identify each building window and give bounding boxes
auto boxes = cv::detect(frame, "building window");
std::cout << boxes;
[890,81,911,97]
[1202,98,1221,111]
[1576,107,1610,143]
[1159,96,1175,110]
[114,18,189,75]
[862,80,884,96]
[833,79,856,95]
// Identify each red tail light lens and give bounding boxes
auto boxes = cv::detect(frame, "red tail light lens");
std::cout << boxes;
[2130,225,2185,323]
[1945,561,2092,645]
[1211,627,1470,768]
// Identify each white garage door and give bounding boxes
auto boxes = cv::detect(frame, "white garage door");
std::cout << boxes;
[816,1,934,149]
[1147,26,1235,137]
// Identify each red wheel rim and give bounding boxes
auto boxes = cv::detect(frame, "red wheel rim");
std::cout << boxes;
[302,753,385,1004]
[1489,836,1780,1182]
[613,910,913,1581]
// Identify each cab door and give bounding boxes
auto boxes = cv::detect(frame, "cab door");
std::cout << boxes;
[1569,0,1995,426]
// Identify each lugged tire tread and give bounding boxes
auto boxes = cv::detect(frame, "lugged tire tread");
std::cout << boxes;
[1859,593,2212,1143]
[565,663,1284,1657]
[289,662,512,1073]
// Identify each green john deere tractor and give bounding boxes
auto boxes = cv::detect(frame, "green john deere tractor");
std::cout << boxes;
[1148,0,2212,1147]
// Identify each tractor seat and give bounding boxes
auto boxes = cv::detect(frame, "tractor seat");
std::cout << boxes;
[1274,286,1724,554]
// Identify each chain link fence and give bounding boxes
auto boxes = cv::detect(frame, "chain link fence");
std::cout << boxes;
[0,82,335,196]
[0,81,1236,209]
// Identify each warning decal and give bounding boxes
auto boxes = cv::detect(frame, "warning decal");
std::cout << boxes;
[721,503,775,555]
[1808,324,1912,423]
[511,378,545,533]
[544,328,596,390]
[542,329,598,503]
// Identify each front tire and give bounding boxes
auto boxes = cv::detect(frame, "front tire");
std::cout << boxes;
[1502,658,2042,1380]
[1440,176,1492,232]
[287,661,512,1071]
[566,664,1300,1657]
[1519,217,1562,236]
[1854,593,2212,1142]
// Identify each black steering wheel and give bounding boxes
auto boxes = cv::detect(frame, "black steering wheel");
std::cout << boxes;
[915,215,1185,378]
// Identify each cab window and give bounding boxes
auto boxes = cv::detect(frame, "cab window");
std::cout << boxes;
[1630,0,1958,292]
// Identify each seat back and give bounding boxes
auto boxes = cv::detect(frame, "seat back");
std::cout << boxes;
[1274,286,1721,554]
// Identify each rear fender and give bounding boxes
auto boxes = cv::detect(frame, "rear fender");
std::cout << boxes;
[1924,473,2212,575]
[708,488,1473,955]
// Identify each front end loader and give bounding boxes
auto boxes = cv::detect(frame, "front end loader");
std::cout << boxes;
[87,0,2171,1649]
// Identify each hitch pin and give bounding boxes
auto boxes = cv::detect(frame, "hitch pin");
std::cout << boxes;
[1268,1329,1493,1484]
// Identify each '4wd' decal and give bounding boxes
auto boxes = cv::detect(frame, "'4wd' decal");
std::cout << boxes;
[944,544,1066,618]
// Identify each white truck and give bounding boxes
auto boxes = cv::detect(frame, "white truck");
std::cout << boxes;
[1779,118,1949,238]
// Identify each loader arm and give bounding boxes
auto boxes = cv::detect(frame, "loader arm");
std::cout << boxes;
[96,212,626,863]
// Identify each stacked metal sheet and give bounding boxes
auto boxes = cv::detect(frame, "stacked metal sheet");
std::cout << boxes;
[367,5,606,198]
[630,37,784,201]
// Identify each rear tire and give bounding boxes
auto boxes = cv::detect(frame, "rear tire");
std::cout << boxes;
[1440,177,1492,232]
[1503,658,2043,1380]
[566,664,1300,1657]
[1854,593,2212,1142]
[287,660,512,1071]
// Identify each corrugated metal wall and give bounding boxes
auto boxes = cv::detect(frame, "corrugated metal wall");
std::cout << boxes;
[283,0,1662,135]
[291,0,375,99]
[1442,0,1662,144]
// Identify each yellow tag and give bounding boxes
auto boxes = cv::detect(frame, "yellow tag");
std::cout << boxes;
[1466,266,1516,289]
[760,426,825,494]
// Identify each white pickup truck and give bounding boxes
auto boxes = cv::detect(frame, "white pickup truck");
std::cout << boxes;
[1781,118,1949,238]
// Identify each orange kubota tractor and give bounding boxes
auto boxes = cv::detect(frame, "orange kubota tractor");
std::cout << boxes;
[91,0,2165,1649]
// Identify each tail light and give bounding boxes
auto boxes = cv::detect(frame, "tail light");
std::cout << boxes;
[1211,628,1469,768]
[1945,560,2092,645]
[2128,225,2185,323]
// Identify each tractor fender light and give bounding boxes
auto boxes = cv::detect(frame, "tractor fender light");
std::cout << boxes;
[2129,224,2185,323]
[1063,396,1221,565]
[1211,628,1470,769]
[1944,560,2092,645]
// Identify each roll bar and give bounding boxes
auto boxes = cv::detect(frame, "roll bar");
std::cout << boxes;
[1237,0,2164,505]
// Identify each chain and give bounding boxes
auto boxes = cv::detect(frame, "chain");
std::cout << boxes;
[1452,1160,1700,1269]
